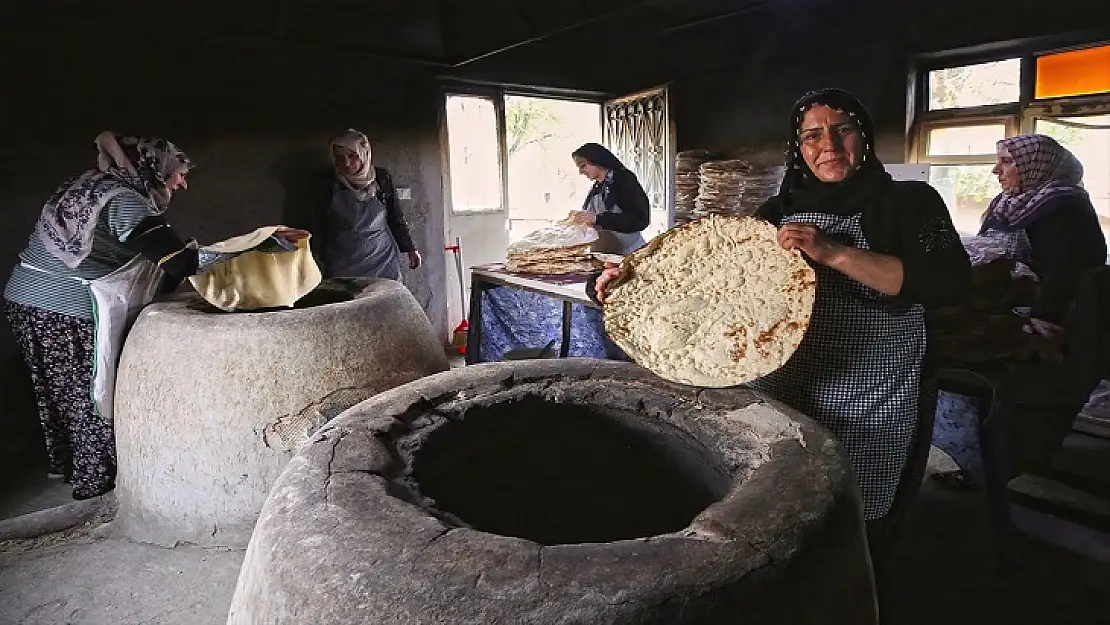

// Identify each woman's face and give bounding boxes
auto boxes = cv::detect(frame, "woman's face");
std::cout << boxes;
[798,105,865,183]
[333,146,363,176]
[574,156,608,182]
[165,169,188,192]
[992,146,1021,192]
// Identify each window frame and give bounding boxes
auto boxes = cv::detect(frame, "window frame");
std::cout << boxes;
[442,91,510,216]
[909,32,1110,165]
[913,115,1019,166]
[440,82,610,217]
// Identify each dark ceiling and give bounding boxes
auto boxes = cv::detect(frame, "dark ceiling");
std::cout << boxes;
[0,0,831,92]
[1,0,778,65]
[3,0,1109,96]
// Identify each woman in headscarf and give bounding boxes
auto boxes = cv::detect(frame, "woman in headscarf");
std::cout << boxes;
[982,134,1106,335]
[597,87,971,543]
[932,134,1106,490]
[302,129,420,281]
[567,142,650,255]
[745,89,971,527]
[3,132,306,500]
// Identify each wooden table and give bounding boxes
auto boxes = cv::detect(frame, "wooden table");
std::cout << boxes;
[466,264,600,365]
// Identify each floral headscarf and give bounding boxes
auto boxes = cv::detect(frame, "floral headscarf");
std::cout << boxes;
[35,132,193,268]
[329,129,377,201]
[980,134,1087,232]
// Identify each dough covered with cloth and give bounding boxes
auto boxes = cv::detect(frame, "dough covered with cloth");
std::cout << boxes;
[189,226,322,311]
[604,214,815,387]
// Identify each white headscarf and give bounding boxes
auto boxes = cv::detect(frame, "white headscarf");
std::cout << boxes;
[329,129,377,201]
[36,132,193,268]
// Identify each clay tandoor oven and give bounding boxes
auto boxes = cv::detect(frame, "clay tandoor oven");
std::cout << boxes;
[229,359,878,625]
[113,278,449,548]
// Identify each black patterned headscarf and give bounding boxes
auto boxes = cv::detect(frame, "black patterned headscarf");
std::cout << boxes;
[572,143,627,172]
[36,132,193,268]
[980,134,1087,232]
[772,88,891,215]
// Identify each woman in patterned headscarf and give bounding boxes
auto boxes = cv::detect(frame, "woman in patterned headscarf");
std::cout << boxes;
[932,134,1105,491]
[982,134,1106,333]
[2,132,305,500]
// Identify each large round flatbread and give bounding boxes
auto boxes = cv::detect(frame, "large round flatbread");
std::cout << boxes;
[189,226,322,312]
[604,215,815,388]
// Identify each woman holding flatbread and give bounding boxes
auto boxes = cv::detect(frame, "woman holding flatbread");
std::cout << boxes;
[597,88,971,531]
[567,142,650,255]
[3,132,306,500]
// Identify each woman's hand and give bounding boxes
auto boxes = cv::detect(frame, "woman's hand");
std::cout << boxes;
[1024,318,1065,362]
[567,210,597,226]
[594,263,621,303]
[407,251,422,269]
[274,227,311,244]
[777,223,846,266]
[1024,317,1063,340]
[778,222,906,296]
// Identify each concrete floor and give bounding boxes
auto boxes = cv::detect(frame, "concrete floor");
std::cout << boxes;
[2,448,1110,625]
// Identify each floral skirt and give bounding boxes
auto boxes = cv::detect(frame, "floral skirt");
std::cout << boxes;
[4,299,116,500]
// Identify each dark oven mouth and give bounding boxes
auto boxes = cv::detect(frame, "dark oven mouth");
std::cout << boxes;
[408,394,731,546]
[185,284,357,314]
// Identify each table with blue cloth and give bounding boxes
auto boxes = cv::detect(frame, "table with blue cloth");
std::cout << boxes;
[465,264,612,364]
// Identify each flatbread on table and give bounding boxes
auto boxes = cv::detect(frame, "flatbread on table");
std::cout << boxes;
[603,214,816,388]
[504,223,604,275]
[506,223,598,255]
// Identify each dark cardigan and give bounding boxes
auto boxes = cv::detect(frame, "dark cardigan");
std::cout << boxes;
[585,169,651,233]
[1021,194,1107,322]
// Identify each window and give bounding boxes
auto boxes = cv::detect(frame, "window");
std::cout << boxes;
[927,59,1021,110]
[913,41,1110,236]
[504,96,601,242]
[1034,115,1110,227]
[1035,44,1110,100]
[917,120,1013,235]
[445,95,504,213]
[925,123,1007,158]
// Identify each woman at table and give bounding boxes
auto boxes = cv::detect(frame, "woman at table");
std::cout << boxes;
[567,143,650,255]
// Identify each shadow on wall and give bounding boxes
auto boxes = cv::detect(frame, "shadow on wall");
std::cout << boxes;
[0,335,39,475]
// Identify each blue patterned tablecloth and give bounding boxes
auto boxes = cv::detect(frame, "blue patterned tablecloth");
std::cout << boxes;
[474,285,610,363]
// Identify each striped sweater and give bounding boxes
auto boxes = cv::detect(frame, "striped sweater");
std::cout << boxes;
[4,190,160,320]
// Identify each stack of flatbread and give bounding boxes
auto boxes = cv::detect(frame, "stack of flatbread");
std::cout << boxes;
[675,150,716,224]
[504,223,605,275]
[603,214,816,387]
[694,160,751,217]
[736,167,782,217]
